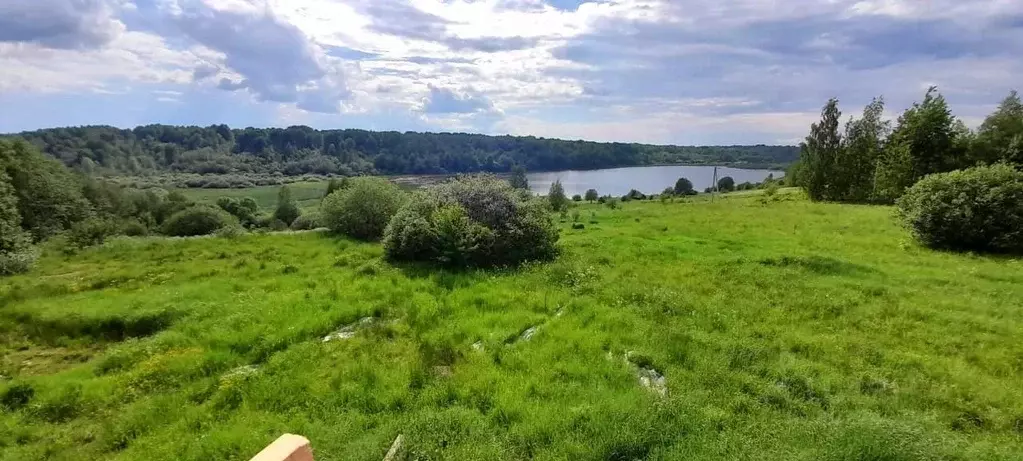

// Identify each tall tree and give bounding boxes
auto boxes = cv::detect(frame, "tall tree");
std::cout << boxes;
[584,189,599,202]
[0,169,27,252]
[874,87,966,202]
[974,90,1023,167]
[801,98,843,201]
[509,165,529,190]
[0,168,36,275]
[894,87,963,178]
[838,97,889,202]
[0,139,92,240]
[547,180,568,212]
[274,185,301,225]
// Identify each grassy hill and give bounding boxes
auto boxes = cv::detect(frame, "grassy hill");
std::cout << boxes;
[1,191,1021,460]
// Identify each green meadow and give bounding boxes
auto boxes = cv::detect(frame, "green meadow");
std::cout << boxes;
[177,180,331,210]
[2,191,1022,460]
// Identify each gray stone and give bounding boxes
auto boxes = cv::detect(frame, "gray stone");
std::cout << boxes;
[322,317,375,342]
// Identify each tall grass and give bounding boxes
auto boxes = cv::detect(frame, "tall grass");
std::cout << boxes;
[1,191,1021,460]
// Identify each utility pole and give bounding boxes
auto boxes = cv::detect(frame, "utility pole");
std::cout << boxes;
[712,166,718,202]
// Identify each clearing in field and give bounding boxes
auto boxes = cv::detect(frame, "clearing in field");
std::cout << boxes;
[1,192,1021,460]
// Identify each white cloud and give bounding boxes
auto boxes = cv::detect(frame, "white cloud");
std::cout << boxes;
[2,0,1021,143]
[0,31,207,93]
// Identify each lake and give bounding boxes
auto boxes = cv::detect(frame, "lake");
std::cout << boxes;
[527,165,785,197]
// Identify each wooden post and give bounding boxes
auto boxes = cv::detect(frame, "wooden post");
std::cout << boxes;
[250,434,314,461]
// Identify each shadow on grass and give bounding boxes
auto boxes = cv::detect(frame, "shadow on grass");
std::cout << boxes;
[758,255,878,277]
[5,308,182,344]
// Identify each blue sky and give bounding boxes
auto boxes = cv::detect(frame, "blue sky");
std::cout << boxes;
[1,0,1021,145]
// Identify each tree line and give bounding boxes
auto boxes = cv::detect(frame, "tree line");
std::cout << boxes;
[4,125,798,178]
[794,88,1023,254]
[792,88,1022,203]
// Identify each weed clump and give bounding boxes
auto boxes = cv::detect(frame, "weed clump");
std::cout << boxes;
[1,382,34,410]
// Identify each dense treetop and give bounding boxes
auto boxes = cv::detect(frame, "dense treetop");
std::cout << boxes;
[3,125,799,177]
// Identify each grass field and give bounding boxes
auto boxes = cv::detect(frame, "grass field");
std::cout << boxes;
[177,180,331,210]
[2,191,1022,460]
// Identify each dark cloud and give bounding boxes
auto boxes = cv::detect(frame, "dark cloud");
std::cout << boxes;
[192,64,219,81]
[0,0,123,49]
[358,0,537,53]
[163,1,349,113]
[446,36,538,53]
[362,0,452,42]
[550,7,1023,115]
[423,85,494,114]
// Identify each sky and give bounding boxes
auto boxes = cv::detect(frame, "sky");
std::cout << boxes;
[0,0,1021,145]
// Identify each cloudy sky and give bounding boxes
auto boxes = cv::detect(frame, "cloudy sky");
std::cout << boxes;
[0,0,1020,145]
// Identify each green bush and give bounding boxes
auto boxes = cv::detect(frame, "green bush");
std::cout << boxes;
[383,175,559,268]
[268,219,288,232]
[674,177,695,195]
[161,205,238,237]
[215,224,246,239]
[321,177,406,240]
[0,246,38,276]
[896,164,1023,253]
[69,217,118,249]
[290,211,323,230]
[216,197,258,227]
[121,219,149,237]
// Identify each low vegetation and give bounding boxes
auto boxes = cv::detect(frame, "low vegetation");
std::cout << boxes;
[1,193,1021,460]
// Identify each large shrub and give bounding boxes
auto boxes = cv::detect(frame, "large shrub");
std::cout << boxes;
[162,205,238,237]
[383,175,559,268]
[290,211,323,230]
[896,164,1023,253]
[321,177,406,240]
[717,176,736,192]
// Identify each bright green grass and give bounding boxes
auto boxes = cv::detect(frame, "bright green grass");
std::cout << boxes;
[177,180,330,210]
[2,192,1022,460]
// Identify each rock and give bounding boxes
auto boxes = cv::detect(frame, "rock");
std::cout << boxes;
[472,341,484,351]
[636,367,667,396]
[383,434,405,461]
[322,317,374,342]
[223,364,259,379]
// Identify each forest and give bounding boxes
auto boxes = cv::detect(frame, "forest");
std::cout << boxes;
[3,125,798,177]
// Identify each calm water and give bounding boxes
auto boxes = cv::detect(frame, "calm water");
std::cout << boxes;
[527,165,785,197]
